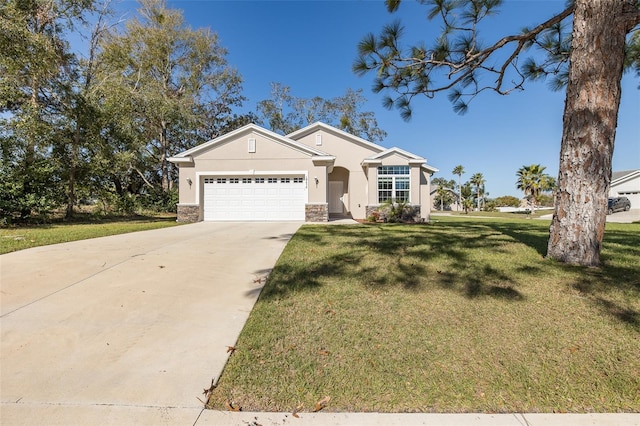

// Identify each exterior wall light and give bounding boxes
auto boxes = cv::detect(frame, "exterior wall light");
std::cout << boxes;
[187,178,192,188]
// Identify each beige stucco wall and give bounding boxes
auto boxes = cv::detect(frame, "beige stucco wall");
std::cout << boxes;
[294,129,380,218]
[420,169,431,219]
[177,129,323,207]
[175,125,436,221]
[177,164,197,204]
[365,165,379,206]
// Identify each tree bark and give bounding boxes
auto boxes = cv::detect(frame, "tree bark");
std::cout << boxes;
[160,121,170,192]
[547,0,638,266]
[66,125,80,219]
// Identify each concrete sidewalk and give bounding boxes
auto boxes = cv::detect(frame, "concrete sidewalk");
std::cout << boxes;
[198,411,639,425]
[1,222,301,425]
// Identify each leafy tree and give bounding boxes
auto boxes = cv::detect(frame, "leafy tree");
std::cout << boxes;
[0,0,97,220]
[432,177,456,210]
[97,0,245,196]
[452,165,464,212]
[469,173,485,211]
[56,1,117,218]
[431,177,455,189]
[257,83,387,142]
[354,0,640,266]
[434,186,454,211]
[495,195,521,207]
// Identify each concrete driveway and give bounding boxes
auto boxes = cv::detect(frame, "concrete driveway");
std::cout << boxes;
[0,221,301,425]
[606,208,640,223]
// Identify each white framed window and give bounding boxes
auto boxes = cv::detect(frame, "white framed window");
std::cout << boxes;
[267,177,278,183]
[248,138,256,153]
[229,178,239,183]
[255,178,265,183]
[377,166,410,203]
[204,178,214,184]
[281,177,291,183]
[216,178,227,184]
[242,178,252,183]
[293,177,304,183]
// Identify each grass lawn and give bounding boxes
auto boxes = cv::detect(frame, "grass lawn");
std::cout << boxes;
[208,216,640,414]
[0,214,181,254]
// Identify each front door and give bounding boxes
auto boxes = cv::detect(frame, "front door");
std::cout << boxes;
[329,181,344,214]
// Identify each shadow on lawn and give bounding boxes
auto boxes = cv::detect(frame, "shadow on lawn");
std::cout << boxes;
[572,227,640,329]
[481,220,550,257]
[477,220,639,329]
[259,221,640,330]
[260,222,527,302]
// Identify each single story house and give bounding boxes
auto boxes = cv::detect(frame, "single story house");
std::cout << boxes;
[609,169,640,208]
[168,122,438,222]
[429,187,461,211]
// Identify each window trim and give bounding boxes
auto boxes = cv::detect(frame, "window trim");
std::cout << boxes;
[377,166,410,204]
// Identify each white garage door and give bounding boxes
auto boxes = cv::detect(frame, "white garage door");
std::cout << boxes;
[203,176,306,221]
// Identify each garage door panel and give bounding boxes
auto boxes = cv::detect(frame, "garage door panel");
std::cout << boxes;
[204,175,306,221]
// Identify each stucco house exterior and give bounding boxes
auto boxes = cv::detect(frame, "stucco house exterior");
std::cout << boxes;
[609,169,640,208]
[168,122,438,222]
[430,187,461,212]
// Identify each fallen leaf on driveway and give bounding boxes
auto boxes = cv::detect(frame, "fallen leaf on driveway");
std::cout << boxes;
[226,346,236,354]
[203,379,216,396]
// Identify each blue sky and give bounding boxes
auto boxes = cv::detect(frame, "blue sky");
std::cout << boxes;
[118,0,639,197]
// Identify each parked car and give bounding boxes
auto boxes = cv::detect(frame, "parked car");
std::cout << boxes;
[607,197,631,214]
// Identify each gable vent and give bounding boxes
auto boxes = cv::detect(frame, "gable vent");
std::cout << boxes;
[248,138,256,153]
[316,134,322,146]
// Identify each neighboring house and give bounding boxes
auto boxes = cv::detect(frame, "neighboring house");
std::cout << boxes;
[168,122,438,222]
[429,187,461,211]
[609,169,640,208]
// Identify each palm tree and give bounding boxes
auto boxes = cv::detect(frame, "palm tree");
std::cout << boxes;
[436,185,453,210]
[516,164,551,214]
[469,173,485,211]
[452,165,464,212]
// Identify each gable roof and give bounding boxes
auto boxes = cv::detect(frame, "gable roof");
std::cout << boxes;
[611,169,640,184]
[362,147,439,173]
[288,122,438,173]
[286,122,387,153]
[430,187,458,195]
[168,123,331,163]
[364,147,425,163]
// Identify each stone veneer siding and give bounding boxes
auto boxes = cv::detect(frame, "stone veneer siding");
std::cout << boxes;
[365,205,379,219]
[177,204,200,222]
[305,203,329,222]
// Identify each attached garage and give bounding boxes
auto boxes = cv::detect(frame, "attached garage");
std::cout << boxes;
[203,175,307,221]
[169,122,438,223]
[609,170,640,209]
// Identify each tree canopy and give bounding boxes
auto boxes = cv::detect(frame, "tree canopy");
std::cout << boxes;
[257,82,388,142]
[0,0,251,221]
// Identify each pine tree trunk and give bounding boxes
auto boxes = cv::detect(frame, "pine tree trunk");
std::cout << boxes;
[547,0,637,266]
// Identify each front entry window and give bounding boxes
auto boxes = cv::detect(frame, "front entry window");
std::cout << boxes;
[378,166,410,203]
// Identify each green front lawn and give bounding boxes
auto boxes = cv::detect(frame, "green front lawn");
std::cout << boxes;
[0,214,181,254]
[208,217,640,413]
